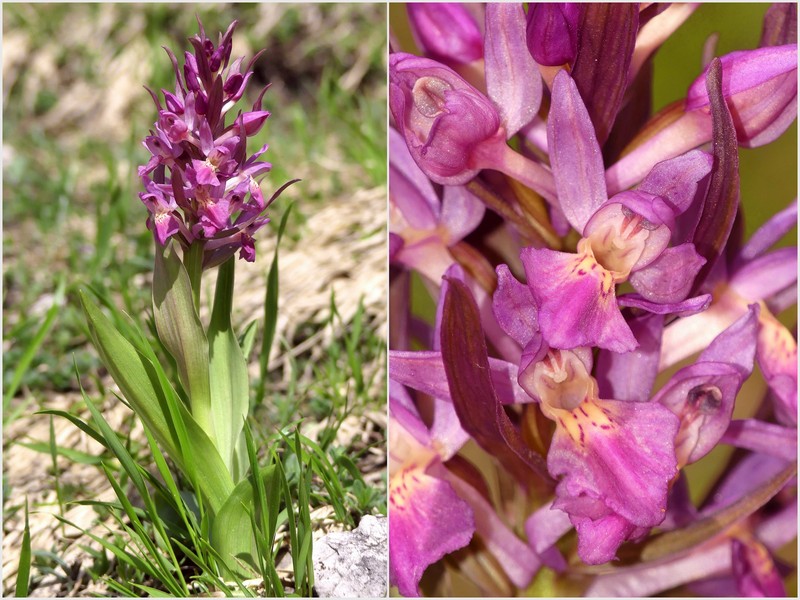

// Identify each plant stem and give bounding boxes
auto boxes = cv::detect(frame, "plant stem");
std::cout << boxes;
[184,241,205,313]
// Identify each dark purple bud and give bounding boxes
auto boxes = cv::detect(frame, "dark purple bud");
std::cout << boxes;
[194,92,208,116]
[407,3,483,64]
[223,72,244,96]
[183,52,202,91]
[163,90,184,114]
[389,53,502,185]
[241,110,271,137]
[526,3,580,66]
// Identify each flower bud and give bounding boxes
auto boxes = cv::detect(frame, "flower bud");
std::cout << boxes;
[407,3,483,64]
[389,53,502,184]
[526,3,581,66]
[686,44,797,147]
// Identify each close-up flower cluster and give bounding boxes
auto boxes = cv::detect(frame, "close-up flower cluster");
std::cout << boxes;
[389,3,797,597]
[138,19,295,267]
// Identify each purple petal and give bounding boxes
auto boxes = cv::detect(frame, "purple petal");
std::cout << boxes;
[389,463,474,597]
[596,313,663,402]
[568,512,646,565]
[586,542,731,597]
[756,309,798,426]
[721,419,797,462]
[152,212,182,246]
[389,380,432,450]
[524,501,572,570]
[636,150,713,216]
[699,302,759,371]
[547,70,608,233]
[735,199,797,263]
[525,3,580,66]
[685,45,798,147]
[443,465,541,589]
[570,4,639,146]
[440,185,485,243]
[392,235,454,285]
[729,246,798,301]
[521,246,637,353]
[389,232,404,262]
[389,351,533,409]
[407,3,483,65]
[492,264,538,349]
[701,452,791,515]
[617,292,711,316]
[629,243,706,304]
[389,127,440,230]
[731,538,787,597]
[548,397,679,562]
[484,3,542,138]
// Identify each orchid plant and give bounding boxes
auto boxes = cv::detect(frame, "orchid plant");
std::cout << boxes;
[70,19,304,589]
[389,3,797,597]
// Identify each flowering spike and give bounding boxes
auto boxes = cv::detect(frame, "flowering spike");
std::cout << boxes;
[138,20,294,265]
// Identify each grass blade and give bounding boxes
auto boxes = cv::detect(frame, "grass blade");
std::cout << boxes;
[15,499,32,597]
[4,275,65,411]
[257,203,294,403]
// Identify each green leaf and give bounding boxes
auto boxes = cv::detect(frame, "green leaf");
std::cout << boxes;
[153,241,213,438]
[19,440,105,465]
[208,258,250,481]
[79,290,180,462]
[258,203,294,403]
[211,470,274,579]
[79,293,233,514]
[15,499,31,597]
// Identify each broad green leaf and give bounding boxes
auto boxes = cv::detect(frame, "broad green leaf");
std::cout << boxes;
[80,292,233,514]
[211,467,276,579]
[79,290,180,462]
[208,258,250,481]
[153,241,213,438]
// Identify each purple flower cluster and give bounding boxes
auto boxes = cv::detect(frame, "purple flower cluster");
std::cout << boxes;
[138,19,295,267]
[389,3,797,597]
